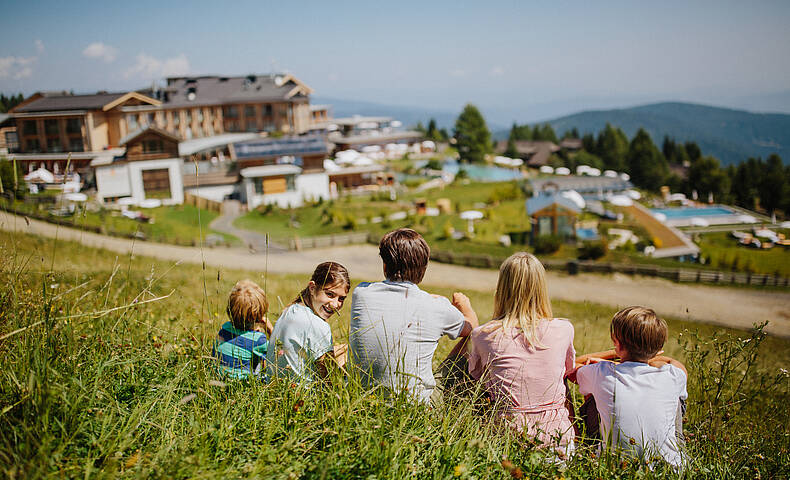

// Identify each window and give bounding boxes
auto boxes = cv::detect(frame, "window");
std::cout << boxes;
[45,119,59,136]
[197,108,204,122]
[245,121,257,132]
[147,113,155,125]
[223,105,238,118]
[254,175,295,195]
[186,110,192,124]
[48,138,63,153]
[245,105,256,118]
[66,118,82,134]
[226,121,239,132]
[142,139,164,153]
[69,138,84,152]
[27,138,41,152]
[127,114,138,131]
[264,104,272,116]
[172,111,180,127]
[22,120,38,136]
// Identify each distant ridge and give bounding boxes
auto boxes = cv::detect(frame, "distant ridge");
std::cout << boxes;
[545,102,790,166]
[313,97,460,130]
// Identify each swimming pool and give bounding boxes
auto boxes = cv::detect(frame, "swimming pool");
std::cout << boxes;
[415,158,524,182]
[650,205,751,227]
[651,206,735,218]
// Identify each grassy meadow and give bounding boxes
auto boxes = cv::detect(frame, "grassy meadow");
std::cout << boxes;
[0,229,789,478]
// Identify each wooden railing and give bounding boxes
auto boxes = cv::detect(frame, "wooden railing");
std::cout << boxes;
[184,192,223,213]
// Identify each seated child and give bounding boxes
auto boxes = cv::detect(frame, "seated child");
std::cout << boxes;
[571,306,688,467]
[266,262,350,383]
[467,252,576,454]
[214,279,273,379]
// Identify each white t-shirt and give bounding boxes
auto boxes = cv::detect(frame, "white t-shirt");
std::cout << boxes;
[577,361,688,466]
[350,281,465,403]
[265,303,334,384]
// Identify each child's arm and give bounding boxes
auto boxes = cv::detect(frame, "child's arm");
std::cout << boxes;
[254,318,274,337]
[648,355,688,376]
[315,344,349,379]
[451,292,479,337]
[575,349,618,368]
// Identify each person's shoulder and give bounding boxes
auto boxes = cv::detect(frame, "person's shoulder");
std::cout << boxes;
[659,362,687,381]
[354,281,375,291]
[549,317,575,332]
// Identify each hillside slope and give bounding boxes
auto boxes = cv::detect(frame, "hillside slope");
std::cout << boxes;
[547,102,790,165]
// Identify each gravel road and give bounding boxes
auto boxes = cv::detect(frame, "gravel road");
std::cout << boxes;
[3,211,788,338]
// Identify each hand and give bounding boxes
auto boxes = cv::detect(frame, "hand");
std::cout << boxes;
[451,292,472,314]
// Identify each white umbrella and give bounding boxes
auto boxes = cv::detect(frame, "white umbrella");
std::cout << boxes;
[539,165,554,174]
[689,217,709,227]
[620,173,630,181]
[576,165,591,175]
[117,197,137,206]
[561,190,586,210]
[555,167,571,175]
[668,193,687,202]
[352,156,374,166]
[139,199,162,209]
[780,221,790,229]
[587,168,601,177]
[604,170,618,178]
[361,145,381,153]
[323,159,341,172]
[653,212,667,222]
[626,189,642,200]
[738,215,757,224]
[609,195,633,207]
[460,210,484,234]
[64,192,87,202]
[25,168,55,184]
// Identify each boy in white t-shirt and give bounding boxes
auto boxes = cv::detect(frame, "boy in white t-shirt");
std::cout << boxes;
[570,306,688,467]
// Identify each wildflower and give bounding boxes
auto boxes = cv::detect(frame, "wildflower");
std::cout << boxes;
[292,399,304,412]
[453,464,467,476]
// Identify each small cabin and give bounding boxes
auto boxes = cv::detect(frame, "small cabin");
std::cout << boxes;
[526,192,582,240]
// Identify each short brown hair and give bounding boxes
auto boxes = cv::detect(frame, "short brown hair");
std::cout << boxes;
[227,280,269,330]
[379,228,430,284]
[610,306,667,360]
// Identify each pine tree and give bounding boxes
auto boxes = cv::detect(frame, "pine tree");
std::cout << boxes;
[627,128,668,191]
[453,104,491,163]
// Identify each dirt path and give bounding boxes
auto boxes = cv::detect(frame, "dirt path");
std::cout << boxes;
[3,211,789,338]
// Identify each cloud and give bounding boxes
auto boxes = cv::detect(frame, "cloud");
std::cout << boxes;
[124,53,190,79]
[490,66,505,77]
[449,68,467,77]
[0,56,36,79]
[83,42,118,62]
[35,39,44,53]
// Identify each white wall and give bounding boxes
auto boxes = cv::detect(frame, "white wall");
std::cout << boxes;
[128,158,184,205]
[185,184,236,203]
[245,172,329,209]
[96,165,132,200]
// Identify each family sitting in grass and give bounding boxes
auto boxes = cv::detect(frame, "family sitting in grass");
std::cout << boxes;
[214,227,688,467]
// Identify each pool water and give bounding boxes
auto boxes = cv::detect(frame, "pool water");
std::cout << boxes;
[651,205,735,218]
[442,160,524,182]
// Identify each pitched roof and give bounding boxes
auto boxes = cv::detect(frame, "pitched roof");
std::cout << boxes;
[234,135,330,159]
[119,126,182,146]
[13,92,129,113]
[149,74,313,108]
[526,193,582,216]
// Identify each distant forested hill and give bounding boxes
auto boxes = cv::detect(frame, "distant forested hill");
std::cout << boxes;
[547,102,790,165]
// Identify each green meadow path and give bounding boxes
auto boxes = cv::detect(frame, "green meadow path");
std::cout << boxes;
[3,210,789,338]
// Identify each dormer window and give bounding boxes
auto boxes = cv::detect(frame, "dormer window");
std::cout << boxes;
[142,139,165,154]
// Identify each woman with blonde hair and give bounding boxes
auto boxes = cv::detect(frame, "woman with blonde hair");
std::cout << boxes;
[468,252,576,454]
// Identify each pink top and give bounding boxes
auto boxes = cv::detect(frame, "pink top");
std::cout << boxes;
[468,318,576,448]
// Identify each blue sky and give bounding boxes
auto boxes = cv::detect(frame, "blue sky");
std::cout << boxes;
[2,0,790,123]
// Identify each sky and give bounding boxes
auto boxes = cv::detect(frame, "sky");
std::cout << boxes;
[2,0,790,124]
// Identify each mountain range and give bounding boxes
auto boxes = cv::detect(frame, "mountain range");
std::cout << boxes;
[316,97,790,166]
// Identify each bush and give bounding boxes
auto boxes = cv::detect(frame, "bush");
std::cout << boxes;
[578,240,606,260]
[533,235,562,254]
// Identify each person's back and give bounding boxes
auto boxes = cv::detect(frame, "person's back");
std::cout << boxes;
[266,303,333,383]
[575,306,688,467]
[349,228,476,403]
[351,280,465,401]
[214,279,271,379]
[577,361,686,465]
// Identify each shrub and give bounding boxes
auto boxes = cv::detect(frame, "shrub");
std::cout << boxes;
[578,240,606,260]
[533,235,562,254]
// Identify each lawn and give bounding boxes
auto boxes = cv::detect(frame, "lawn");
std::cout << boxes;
[696,231,790,277]
[1,229,788,478]
[1,197,238,246]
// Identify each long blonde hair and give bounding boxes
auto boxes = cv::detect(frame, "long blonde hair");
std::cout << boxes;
[490,252,553,348]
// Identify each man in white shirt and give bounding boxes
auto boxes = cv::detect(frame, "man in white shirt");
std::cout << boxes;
[350,228,478,403]
[572,306,688,467]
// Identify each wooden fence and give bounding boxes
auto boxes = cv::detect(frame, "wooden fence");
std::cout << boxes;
[289,232,372,250]
[429,251,790,287]
[184,192,223,214]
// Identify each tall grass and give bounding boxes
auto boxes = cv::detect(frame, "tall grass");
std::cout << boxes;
[0,230,788,478]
